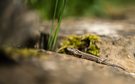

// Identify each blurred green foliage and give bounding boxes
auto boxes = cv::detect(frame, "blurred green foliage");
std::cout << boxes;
[26,0,135,19]
[26,0,65,19]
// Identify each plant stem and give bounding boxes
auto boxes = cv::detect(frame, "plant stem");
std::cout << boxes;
[52,0,67,50]
[47,0,67,51]
[48,0,59,50]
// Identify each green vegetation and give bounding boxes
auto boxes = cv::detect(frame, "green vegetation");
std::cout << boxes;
[58,34,100,56]
[26,0,66,20]
[26,0,67,51]
[4,47,39,61]
[47,0,67,51]
[25,0,135,51]
[26,0,135,18]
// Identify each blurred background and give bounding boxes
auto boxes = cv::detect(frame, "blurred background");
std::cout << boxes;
[1,0,135,47]
[26,0,135,20]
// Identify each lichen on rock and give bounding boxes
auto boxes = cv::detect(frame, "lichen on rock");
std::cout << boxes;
[57,34,100,56]
[3,47,40,61]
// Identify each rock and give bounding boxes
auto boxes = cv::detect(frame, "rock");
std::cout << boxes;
[0,62,47,84]
[0,0,40,48]
[38,51,135,84]
[99,36,135,72]
[0,50,135,84]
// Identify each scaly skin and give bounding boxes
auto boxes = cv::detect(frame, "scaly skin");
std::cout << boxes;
[66,47,125,71]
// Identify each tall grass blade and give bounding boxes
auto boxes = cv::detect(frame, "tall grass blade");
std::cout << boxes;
[47,0,66,51]
[48,0,59,50]
[52,0,67,50]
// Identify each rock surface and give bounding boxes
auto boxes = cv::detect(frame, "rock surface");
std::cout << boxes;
[0,50,135,84]
[38,51,135,84]
[1,18,135,84]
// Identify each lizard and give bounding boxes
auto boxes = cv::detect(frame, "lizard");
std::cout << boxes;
[66,47,125,71]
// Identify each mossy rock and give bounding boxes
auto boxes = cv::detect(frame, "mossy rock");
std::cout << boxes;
[3,47,40,61]
[57,34,100,56]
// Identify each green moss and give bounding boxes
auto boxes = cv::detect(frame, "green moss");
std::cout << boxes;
[58,34,100,56]
[4,47,40,61]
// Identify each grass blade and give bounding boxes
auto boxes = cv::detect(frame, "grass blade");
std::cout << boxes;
[52,0,67,50]
[48,0,59,50]
[47,0,67,51]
